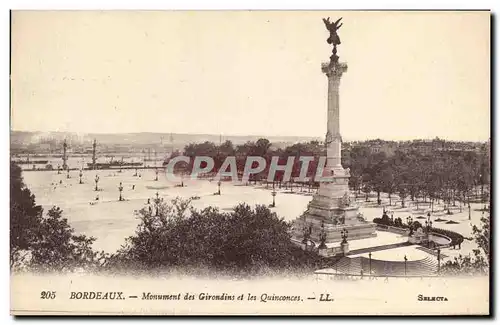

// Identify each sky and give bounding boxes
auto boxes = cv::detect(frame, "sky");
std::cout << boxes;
[10,11,490,141]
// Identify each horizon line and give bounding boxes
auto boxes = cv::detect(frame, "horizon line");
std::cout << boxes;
[10,129,490,143]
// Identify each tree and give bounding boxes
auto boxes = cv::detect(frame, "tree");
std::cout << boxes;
[10,162,103,272]
[254,138,272,157]
[29,207,104,272]
[106,199,323,275]
[366,153,389,205]
[412,220,422,231]
[362,182,372,202]
[472,213,490,258]
[441,211,490,275]
[10,162,43,266]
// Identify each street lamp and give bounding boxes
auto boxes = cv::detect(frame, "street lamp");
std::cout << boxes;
[404,255,408,276]
[154,191,161,216]
[437,248,441,274]
[341,228,349,244]
[271,182,277,207]
[425,220,433,232]
[426,213,432,231]
[318,221,327,249]
[479,173,483,204]
[368,252,372,276]
[79,169,83,184]
[118,182,124,201]
[406,216,414,236]
[302,223,312,245]
[94,175,99,191]
[425,215,433,248]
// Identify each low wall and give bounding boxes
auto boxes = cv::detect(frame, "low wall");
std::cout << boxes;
[429,233,452,246]
[376,225,408,235]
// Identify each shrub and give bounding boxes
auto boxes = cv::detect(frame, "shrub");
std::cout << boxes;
[105,199,324,275]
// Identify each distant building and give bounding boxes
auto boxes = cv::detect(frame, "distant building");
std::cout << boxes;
[348,139,398,157]
[369,143,397,156]
[38,143,51,152]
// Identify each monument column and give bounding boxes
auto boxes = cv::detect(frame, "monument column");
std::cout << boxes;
[291,17,376,253]
[323,62,348,169]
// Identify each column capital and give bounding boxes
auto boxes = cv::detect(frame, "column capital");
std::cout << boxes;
[321,61,348,78]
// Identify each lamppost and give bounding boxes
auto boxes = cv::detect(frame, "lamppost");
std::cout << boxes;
[468,203,472,220]
[406,216,413,236]
[425,218,433,233]
[368,252,372,276]
[404,255,408,276]
[302,223,312,246]
[118,182,124,201]
[94,175,99,191]
[318,221,327,249]
[154,191,161,216]
[341,228,349,256]
[155,168,159,181]
[479,173,483,204]
[425,217,433,248]
[271,182,277,207]
[437,248,441,274]
[357,176,362,199]
[341,228,349,244]
[79,169,83,184]
[217,180,221,195]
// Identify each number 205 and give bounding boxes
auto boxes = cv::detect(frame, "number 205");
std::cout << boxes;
[40,291,56,299]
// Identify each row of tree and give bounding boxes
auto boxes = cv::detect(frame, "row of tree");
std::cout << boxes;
[170,138,490,210]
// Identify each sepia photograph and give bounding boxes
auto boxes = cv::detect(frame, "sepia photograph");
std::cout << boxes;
[9,10,491,315]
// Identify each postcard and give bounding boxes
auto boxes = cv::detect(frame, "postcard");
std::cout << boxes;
[10,10,491,315]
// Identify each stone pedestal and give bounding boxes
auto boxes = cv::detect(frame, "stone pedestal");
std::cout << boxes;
[291,61,376,253]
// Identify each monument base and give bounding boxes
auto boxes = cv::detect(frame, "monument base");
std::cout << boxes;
[291,200,377,257]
